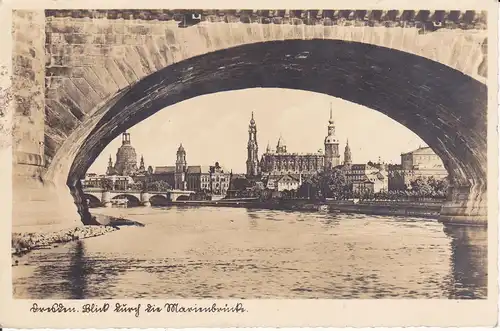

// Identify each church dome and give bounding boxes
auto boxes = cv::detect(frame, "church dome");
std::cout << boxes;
[116,144,137,162]
[114,133,138,176]
[177,143,185,153]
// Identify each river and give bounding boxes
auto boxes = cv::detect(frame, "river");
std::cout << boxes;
[12,206,487,299]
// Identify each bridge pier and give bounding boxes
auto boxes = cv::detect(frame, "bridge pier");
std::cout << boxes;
[11,10,82,233]
[13,165,82,233]
[101,191,112,208]
[140,192,151,207]
[439,184,487,226]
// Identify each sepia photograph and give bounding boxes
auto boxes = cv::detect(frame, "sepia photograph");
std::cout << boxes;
[1,2,498,328]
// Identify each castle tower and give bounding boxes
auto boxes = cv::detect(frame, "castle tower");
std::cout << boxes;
[106,155,115,175]
[246,112,259,177]
[139,155,146,172]
[344,139,352,166]
[175,143,187,190]
[324,103,341,170]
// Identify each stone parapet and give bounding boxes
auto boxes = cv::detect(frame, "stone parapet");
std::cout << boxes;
[44,10,487,31]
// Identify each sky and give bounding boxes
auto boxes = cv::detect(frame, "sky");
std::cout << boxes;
[87,88,426,174]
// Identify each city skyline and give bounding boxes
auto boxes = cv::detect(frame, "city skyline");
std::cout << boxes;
[88,88,427,175]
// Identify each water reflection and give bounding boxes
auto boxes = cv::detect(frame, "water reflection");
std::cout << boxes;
[443,224,488,299]
[13,208,488,299]
[68,240,88,298]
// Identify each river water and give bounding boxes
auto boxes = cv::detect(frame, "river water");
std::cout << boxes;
[12,206,487,299]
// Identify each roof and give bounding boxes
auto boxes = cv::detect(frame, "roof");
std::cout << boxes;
[154,165,229,174]
[187,165,212,174]
[402,146,435,156]
[154,166,175,174]
[277,174,301,183]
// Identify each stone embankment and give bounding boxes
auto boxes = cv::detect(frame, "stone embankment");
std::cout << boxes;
[12,225,117,257]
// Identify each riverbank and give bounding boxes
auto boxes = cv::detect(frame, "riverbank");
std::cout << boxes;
[11,214,145,260]
[164,199,443,219]
[12,225,117,258]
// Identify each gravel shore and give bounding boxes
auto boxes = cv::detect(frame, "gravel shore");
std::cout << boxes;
[12,225,118,257]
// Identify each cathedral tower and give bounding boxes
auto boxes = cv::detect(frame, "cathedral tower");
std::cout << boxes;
[324,104,341,170]
[175,143,187,190]
[246,112,259,177]
[344,139,352,166]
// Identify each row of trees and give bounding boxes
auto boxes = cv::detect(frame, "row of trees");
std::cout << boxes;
[237,170,450,201]
[293,170,449,201]
[98,178,172,192]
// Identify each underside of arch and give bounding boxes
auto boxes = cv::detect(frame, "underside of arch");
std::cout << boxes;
[50,39,486,225]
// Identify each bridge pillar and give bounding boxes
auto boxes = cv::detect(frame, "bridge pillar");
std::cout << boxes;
[11,10,81,233]
[140,192,151,207]
[101,191,112,208]
[439,184,487,226]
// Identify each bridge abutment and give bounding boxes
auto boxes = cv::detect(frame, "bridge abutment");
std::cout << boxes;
[439,185,487,226]
[12,10,81,233]
[13,164,81,233]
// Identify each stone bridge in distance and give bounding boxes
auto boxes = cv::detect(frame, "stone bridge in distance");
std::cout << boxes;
[11,9,488,231]
[83,188,195,207]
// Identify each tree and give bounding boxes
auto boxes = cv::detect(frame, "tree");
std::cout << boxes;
[129,182,143,191]
[232,178,251,191]
[410,176,434,198]
[297,176,321,200]
[101,178,114,191]
[146,180,171,192]
[319,169,350,200]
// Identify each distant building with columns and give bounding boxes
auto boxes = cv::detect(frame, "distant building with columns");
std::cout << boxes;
[388,146,449,190]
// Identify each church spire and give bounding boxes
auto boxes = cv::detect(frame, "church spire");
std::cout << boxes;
[106,155,115,175]
[246,111,259,177]
[139,154,145,171]
[344,139,352,166]
[329,102,334,124]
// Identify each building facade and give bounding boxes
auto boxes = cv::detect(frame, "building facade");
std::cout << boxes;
[255,105,340,177]
[389,146,449,190]
[153,144,231,196]
[81,173,135,191]
[336,142,388,194]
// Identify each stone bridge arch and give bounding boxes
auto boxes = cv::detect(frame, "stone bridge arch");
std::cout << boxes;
[48,38,485,225]
[83,193,101,208]
[149,194,169,206]
[11,10,489,230]
[109,193,141,207]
